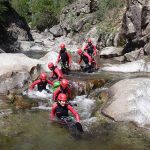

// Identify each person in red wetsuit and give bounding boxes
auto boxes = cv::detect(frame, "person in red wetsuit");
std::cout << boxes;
[29,72,54,92]
[53,79,71,101]
[56,43,72,74]
[50,93,80,122]
[84,38,97,57]
[48,62,64,81]
[77,48,93,73]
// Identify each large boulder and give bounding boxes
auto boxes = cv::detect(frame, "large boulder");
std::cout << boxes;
[60,0,98,34]
[49,25,63,37]
[102,78,150,129]
[101,59,150,72]
[0,53,42,93]
[120,0,150,55]
[0,53,40,76]
[0,2,33,53]
[0,71,30,94]
[100,47,123,58]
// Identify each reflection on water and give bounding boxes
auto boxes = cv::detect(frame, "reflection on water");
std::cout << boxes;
[0,111,150,150]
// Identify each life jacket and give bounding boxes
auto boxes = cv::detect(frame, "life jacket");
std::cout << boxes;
[55,103,69,119]
[60,49,69,63]
[37,80,48,91]
[81,54,89,64]
[86,44,94,55]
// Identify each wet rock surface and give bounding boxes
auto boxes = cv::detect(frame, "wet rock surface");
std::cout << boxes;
[102,78,150,129]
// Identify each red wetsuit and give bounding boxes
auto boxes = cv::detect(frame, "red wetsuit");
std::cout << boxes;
[78,52,92,65]
[53,86,71,101]
[56,48,72,67]
[30,79,54,91]
[84,43,97,56]
[50,102,80,122]
[50,66,64,81]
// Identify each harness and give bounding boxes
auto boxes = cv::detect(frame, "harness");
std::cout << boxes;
[37,80,47,91]
[87,44,94,55]
[60,49,69,64]
[55,103,69,119]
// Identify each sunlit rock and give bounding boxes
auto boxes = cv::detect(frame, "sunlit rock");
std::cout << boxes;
[100,47,123,58]
[101,59,150,72]
[102,78,150,129]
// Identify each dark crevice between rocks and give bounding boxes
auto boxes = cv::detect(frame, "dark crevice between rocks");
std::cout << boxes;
[0,1,33,53]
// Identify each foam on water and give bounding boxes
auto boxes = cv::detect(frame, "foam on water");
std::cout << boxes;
[74,95,96,119]
[24,90,52,100]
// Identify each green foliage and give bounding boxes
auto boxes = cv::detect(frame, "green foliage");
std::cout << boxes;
[11,0,31,22]
[11,0,72,30]
[96,0,125,21]
[0,2,7,22]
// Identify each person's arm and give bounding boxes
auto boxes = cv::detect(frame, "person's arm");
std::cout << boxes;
[67,87,71,99]
[56,53,61,65]
[55,68,64,80]
[47,80,54,86]
[93,45,97,56]
[49,71,54,78]
[67,105,80,122]
[29,80,41,90]
[78,57,82,65]
[84,44,88,50]
[84,52,92,64]
[67,52,72,65]
[50,103,57,121]
[52,87,60,101]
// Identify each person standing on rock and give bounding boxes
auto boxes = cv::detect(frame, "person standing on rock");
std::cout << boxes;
[48,62,64,81]
[84,38,97,57]
[29,72,54,92]
[56,43,72,74]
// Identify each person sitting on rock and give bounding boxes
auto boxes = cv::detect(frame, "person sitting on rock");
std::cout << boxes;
[53,79,71,102]
[29,72,54,92]
[77,48,93,73]
[56,43,72,74]
[84,38,97,57]
[48,62,64,81]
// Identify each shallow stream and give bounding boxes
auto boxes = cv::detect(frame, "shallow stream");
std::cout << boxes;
[0,52,150,150]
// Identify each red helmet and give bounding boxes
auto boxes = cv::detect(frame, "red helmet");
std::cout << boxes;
[40,73,47,80]
[61,79,69,88]
[77,48,82,55]
[48,62,54,69]
[58,93,67,101]
[60,43,65,49]
[88,38,92,43]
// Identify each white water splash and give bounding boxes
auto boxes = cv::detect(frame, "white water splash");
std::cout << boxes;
[24,90,52,100]
[74,95,96,119]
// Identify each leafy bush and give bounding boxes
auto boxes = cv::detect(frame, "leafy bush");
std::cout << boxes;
[11,0,73,30]
[11,0,31,22]
[0,2,7,22]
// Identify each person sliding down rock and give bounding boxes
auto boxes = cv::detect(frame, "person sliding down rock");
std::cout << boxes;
[77,48,93,73]
[56,43,72,75]
[50,93,83,132]
[29,72,54,93]
[48,62,64,81]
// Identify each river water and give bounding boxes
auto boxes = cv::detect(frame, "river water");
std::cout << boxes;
[0,53,150,150]
[0,110,150,150]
